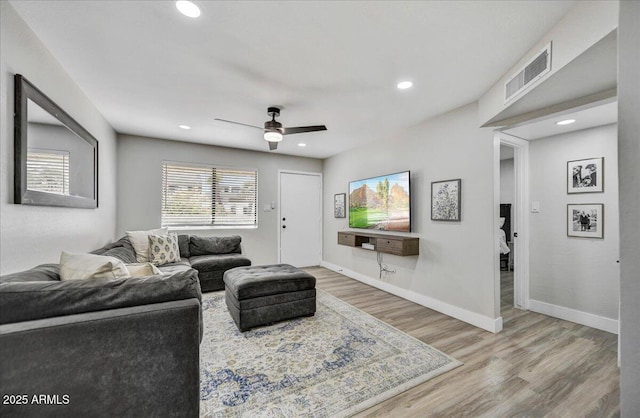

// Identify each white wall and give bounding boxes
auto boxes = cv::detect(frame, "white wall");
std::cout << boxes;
[322,103,499,331]
[0,2,117,275]
[116,134,322,266]
[528,124,619,323]
[618,0,640,414]
[500,158,515,205]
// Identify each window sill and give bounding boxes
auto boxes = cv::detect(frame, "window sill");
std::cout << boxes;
[166,225,258,232]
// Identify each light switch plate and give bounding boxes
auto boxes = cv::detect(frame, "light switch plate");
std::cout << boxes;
[531,201,540,213]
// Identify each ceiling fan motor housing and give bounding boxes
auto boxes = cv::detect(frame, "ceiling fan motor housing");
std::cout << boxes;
[264,119,283,133]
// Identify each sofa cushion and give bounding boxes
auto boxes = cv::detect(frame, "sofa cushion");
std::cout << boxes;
[60,252,131,281]
[125,263,162,277]
[126,228,168,262]
[0,268,201,325]
[91,236,137,264]
[177,235,190,258]
[189,235,241,256]
[0,264,60,283]
[156,258,192,275]
[148,235,181,266]
[189,254,251,273]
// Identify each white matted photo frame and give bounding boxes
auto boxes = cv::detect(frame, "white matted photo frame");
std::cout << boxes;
[567,203,603,239]
[334,193,346,218]
[567,157,603,194]
[431,179,461,221]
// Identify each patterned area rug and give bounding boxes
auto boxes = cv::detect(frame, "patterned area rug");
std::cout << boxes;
[200,289,462,417]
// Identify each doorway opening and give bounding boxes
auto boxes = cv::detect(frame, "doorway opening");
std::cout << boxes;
[493,99,618,332]
[498,143,521,325]
[494,132,530,330]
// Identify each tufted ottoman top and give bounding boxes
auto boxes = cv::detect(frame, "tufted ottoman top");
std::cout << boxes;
[223,264,316,300]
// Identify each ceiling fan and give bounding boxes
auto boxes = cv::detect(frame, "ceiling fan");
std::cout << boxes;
[215,107,327,151]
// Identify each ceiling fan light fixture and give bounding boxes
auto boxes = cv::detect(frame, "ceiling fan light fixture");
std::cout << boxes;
[176,1,201,18]
[264,131,283,142]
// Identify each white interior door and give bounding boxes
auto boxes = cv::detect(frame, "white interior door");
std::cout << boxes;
[279,171,322,267]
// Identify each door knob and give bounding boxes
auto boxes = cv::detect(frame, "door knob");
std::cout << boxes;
[282,218,286,221]
[282,225,286,229]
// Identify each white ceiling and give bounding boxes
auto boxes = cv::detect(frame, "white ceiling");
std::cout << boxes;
[503,100,617,141]
[10,0,579,159]
[499,99,617,161]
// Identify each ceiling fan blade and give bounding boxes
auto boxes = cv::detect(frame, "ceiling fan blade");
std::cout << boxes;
[268,141,278,151]
[214,118,262,130]
[283,125,327,135]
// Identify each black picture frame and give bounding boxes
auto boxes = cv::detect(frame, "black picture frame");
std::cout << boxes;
[567,157,603,194]
[431,179,461,221]
[334,193,346,218]
[567,203,604,239]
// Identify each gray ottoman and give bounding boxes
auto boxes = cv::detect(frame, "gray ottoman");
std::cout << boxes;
[223,264,316,332]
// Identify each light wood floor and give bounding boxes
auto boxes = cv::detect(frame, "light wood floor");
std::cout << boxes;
[304,267,620,417]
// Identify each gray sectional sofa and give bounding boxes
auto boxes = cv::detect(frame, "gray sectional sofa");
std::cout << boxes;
[92,234,251,292]
[0,234,251,417]
[0,264,202,417]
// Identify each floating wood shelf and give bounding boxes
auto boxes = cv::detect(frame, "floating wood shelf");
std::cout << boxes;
[337,231,419,256]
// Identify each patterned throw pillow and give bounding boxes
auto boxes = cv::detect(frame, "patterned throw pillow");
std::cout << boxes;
[148,234,181,266]
[126,228,168,263]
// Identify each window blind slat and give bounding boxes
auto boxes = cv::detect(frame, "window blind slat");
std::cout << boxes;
[26,150,70,195]
[161,162,257,227]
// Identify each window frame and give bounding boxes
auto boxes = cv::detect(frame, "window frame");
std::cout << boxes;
[161,160,258,229]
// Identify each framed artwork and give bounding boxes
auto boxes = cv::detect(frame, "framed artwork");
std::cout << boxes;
[334,193,346,218]
[567,157,603,194]
[431,179,461,221]
[567,203,604,239]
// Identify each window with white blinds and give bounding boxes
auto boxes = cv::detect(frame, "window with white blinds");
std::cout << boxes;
[161,162,257,227]
[26,149,70,195]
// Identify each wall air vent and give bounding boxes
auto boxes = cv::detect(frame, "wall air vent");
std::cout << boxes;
[505,42,552,103]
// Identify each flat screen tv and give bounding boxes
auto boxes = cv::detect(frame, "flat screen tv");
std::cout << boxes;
[349,171,410,232]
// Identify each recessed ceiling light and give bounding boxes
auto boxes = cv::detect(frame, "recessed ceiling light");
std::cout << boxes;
[556,119,576,126]
[298,143,307,147]
[176,1,201,18]
[397,81,413,90]
[179,124,191,130]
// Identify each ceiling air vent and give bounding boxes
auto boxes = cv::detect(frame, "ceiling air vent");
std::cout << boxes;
[505,42,552,103]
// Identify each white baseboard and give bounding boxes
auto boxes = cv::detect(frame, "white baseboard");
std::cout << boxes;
[320,260,502,334]
[529,299,618,334]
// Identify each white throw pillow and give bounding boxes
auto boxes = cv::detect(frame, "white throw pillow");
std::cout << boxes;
[125,263,162,277]
[148,234,181,266]
[126,228,168,262]
[60,252,131,281]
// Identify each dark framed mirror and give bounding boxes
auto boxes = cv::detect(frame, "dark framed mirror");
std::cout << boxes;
[14,74,98,208]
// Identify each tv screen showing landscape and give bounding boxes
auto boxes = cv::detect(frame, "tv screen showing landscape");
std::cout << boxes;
[349,171,410,232]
